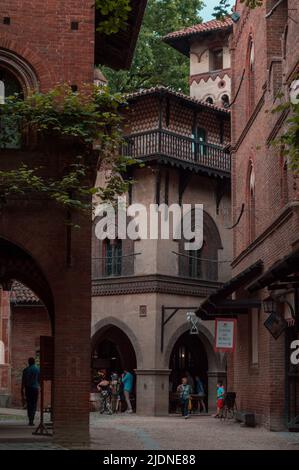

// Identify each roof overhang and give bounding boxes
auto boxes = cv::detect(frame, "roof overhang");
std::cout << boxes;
[95,0,147,70]
[163,21,233,58]
[196,260,263,320]
[247,248,299,293]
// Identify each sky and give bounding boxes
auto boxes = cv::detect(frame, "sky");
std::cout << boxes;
[201,0,235,21]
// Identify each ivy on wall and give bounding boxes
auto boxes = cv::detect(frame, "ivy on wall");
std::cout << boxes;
[0,84,136,212]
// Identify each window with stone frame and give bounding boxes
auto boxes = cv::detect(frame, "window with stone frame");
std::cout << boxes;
[210,48,223,71]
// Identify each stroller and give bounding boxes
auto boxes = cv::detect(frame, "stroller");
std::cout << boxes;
[99,388,113,415]
[220,392,237,421]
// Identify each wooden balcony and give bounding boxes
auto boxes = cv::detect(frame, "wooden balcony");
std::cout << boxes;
[121,129,230,176]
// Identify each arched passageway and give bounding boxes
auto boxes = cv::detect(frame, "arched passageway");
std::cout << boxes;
[167,326,225,413]
[169,331,208,412]
[91,324,137,410]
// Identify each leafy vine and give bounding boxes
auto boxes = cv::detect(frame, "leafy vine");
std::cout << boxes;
[95,0,132,35]
[0,84,136,211]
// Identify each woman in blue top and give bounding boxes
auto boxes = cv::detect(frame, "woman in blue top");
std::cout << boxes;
[122,369,134,413]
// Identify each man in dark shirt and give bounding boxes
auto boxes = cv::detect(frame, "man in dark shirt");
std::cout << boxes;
[21,357,40,426]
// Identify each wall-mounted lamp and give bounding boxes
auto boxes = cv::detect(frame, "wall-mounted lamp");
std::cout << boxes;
[231,12,241,23]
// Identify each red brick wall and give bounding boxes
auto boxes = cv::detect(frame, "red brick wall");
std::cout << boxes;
[230,0,299,429]
[0,1,95,90]
[11,306,51,408]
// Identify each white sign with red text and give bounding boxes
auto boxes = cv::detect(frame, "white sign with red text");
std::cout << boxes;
[215,318,236,352]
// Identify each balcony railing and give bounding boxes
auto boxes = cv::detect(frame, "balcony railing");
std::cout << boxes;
[121,129,230,173]
[92,252,141,279]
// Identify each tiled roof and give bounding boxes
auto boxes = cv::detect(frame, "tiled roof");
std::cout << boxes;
[11,281,41,305]
[164,17,233,41]
[126,86,230,114]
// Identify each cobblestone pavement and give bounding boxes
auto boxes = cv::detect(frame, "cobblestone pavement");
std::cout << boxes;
[1,410,299,450]
[90,413,299,450]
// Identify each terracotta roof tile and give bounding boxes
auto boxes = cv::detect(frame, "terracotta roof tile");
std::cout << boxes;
[164,17,233,41]
[11,281,41,305]
[127,86,230,114]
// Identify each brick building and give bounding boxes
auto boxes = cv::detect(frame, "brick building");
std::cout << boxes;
[0,0,147,445]
[1,13,233,419]
[199,0,299,430]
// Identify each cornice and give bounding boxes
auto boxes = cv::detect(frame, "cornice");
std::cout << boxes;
[92,274,222,297]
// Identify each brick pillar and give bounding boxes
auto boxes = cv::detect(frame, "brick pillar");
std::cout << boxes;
[52,218,91,447]
[135,369,171,416]
[0,289,12,407]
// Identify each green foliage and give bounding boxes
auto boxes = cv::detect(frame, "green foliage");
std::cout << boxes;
[101,0,204,94]
[212,0,232,20]
[213,0,263,19]
[271,100,299,172]
[95,0,132,35]
[0,85,134,211]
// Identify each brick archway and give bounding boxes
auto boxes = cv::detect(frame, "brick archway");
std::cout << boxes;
[0,34,55,91]
[0,237,54,327]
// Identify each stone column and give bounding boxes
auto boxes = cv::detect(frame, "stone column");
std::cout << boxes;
[207,370,227,413]
[135,369,171,416]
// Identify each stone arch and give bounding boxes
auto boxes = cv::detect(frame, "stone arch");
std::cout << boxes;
[0,237,54,330]
[0,34,54,91]
[0,48,38,93]
[163,321,222,372]
[91,316,143,368]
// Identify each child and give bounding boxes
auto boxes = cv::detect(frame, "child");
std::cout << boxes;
[177,377,192,419]
[214,381,225,418]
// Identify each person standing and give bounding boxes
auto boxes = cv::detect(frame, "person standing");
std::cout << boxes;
[110,372,121,413]
[214,381,225,418]
[21,357,40,426]
[122,369,134,413]
[195,375,207,413]
[177,377,192,419]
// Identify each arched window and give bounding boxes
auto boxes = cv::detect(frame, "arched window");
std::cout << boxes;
[247,161,256,243]
[0,68,23,103]
[247,36,255,116]
[206,96,214,105]
[221,94,230,108]
[179,211,222,281]
[0,68,23,148]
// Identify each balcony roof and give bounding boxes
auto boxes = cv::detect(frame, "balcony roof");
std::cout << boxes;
[127,85,230,116]
[163,17,233,57]
[95,0,147,70]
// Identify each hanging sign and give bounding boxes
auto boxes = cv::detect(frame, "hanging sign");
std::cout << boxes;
[215,318,236,352]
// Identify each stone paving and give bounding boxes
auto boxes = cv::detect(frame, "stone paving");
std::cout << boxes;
[1,408,299,450]
[90,413,299,450]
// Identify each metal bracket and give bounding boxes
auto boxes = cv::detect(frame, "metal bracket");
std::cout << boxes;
[160,305,199,352]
